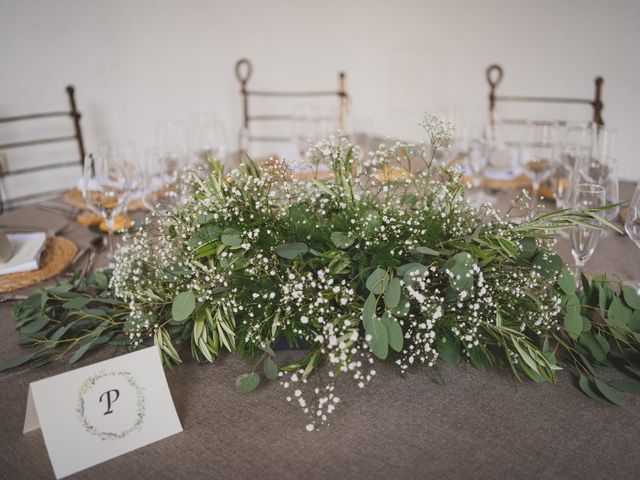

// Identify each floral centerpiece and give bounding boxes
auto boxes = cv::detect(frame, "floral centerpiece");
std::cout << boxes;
[4,115,640,431]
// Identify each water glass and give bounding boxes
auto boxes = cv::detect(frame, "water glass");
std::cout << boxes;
[143,147,188,213]
[520,122,559,198]
[83,141,140,258]
[569,183,606,286]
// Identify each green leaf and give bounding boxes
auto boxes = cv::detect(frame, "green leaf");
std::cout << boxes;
[366,267,389,295]
[609,297,632,325]
[579,332,606,362]
[469,347,488,371]
[0,351,38,371]
[622,285,640,310]
[330,231,354,249]
[366,318,388,359]
[579,375,600,401]
[93,271,109,289]
[533,253,563,278]
[557,270,576,296]
[235,372,260,393]
[172,291,196,322]
[62,296,91,310]
[20,314,49,334]
[221,228,242,247]
[263,358,279,380]
[189,224,222,248]
[274,242,308,260]
[436,336,460,365]
[381,312,403,352]
[564,294,582,339]
[362,293,376,324]
[69,340,94,364]
[595,379,624,406]
[384,277,401,309]
[414,246,440,256]
[610,379,640,393]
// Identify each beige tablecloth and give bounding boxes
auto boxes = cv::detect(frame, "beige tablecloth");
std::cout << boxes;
[0,183,639,480]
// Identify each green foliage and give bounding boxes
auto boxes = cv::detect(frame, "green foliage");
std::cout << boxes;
[171,291,196,322]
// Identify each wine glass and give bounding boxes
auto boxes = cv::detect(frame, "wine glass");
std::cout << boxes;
[576,155,619,222]
[464,134,495,206]
[83,141,140,259]
[143,147,187,213]
[555,123,595,209]
[189,114,227,170]
[569,183,606,288]
[156,119,187,152]
[624,179,640,292]
[520,121,559,199]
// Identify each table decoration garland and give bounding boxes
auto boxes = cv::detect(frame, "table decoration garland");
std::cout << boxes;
[3,114,640,431]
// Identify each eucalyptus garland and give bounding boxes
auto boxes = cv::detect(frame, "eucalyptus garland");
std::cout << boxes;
[3,115,640,431]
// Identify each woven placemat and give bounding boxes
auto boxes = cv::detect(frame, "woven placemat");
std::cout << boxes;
[0,237,77,293]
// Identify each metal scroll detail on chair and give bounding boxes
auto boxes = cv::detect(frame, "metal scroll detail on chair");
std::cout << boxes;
[234,58,348,151]
[0,86,86,213]
[486,64,604,127]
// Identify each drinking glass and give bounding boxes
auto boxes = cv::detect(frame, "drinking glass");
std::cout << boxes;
[83,141,140,259]
[156,119,187,151]
[624,179,640,292]
[189,114,227,169]
[569,183,606,287]
[143,147,187,213]
[465,136,495,205]
[520,122,559,199]
[555,123,595,208]
[576,155,619,221]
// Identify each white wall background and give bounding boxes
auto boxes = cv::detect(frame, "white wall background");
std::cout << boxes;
[0,0,639,196]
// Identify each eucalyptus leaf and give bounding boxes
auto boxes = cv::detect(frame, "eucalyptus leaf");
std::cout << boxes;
[595,379,624,406]
[381,312,403,352]
[366,267,389,295]
[263,358,279,380]
[275,243,308,260]
[366,318,388,359]
[557,270,576,296]
[330,231,354,249]
[172,291,196,322]
[235,372,260,393]
[62,296,91,310]
[610,379,640,393]
[622,285,640,310]
[578,375,600,401]
[362,293,376,324]
[414,246,440,256]
[221,228,242,247]
[384,277,401,309]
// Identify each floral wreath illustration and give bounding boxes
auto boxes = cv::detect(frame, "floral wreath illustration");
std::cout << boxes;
[76,370,146,441]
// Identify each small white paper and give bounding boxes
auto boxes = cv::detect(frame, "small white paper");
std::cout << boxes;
[0,232,46,275]
[23,347,182,479]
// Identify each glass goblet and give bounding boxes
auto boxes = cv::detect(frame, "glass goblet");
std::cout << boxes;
[569,183,606,289]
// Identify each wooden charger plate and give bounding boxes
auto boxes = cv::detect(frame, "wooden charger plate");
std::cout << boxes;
[0,237,77,293]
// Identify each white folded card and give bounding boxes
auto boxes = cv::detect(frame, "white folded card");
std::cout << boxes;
[0,232,46,275]
[23,346,183,479]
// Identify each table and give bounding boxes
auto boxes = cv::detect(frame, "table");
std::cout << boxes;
[1,183,639,480]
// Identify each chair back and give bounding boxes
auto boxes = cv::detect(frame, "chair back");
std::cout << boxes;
[486,64,604,128]
[0,86,85,212]
[235,58,348,152]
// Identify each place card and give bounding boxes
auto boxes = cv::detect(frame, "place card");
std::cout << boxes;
[23,346,182,479]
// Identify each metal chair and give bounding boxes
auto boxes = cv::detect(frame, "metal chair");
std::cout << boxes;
[486,64,604,128]
[0,85,85,212]
[235,58,348,152]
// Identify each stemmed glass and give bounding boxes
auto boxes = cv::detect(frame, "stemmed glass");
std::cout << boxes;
[143,147,187,213]
[82,141,140,259]
[569,183,606,288]
[520,122,559,199]
[465,135,495,206]
[554,123,595,209]
[189,114,227,171]
[156,119,187,151]
[624,179,640,292]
